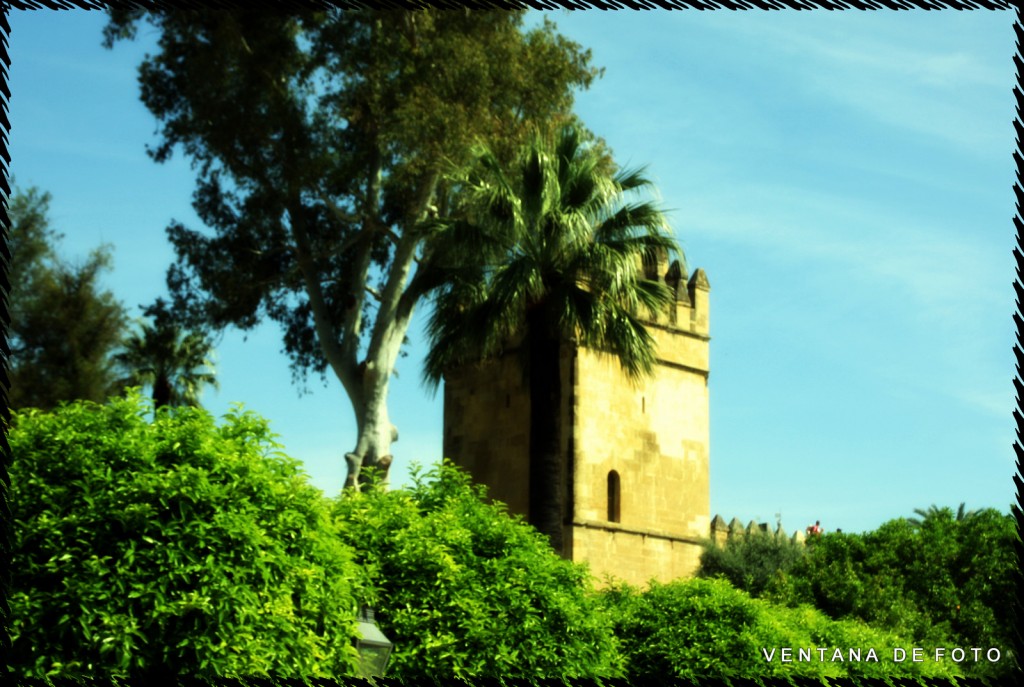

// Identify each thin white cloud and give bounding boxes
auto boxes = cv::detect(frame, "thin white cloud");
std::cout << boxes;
[959,388,1017,420]
[699,11,1012,90]
[683,178,1014,428]
[692,12,1015,157]
[775,31,1008,93]
[681,183,1009,326]
[807,64,1011,158]
[908,51,1006,91]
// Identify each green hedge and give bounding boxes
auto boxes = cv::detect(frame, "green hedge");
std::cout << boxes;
[331,461,623,680]
[600,577,963,681]
[11,393,1009,682]
[698,530,806,599]
[774,516,1017,680]
[696,509,1017,681]
[8,392,362,680]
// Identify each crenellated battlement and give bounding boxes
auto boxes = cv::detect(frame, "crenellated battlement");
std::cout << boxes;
[640,249,710,338]
[710,514,808,547]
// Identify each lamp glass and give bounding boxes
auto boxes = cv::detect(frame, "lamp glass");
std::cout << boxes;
[355,608,393,677]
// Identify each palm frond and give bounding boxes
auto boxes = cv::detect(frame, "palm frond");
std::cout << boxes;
[424,123,682,384]
[112,307,219,410]
[613,164,656,195]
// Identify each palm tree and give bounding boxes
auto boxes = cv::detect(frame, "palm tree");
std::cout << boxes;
[113,298,219,411]
[908,503,979,528]
[422,125,680,553]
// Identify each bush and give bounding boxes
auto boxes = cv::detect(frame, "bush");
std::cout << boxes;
[599,577,962,682]
[697,531,806,599]
[774,511,1017,680]
[8,392,362,680]
[331,461,623,680]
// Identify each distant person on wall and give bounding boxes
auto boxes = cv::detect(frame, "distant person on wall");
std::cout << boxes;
[806,520,823,536]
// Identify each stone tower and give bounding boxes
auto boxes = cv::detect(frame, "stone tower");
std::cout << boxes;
[442,253,710,586]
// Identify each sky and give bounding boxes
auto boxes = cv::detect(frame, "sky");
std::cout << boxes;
[6,8,1018,536]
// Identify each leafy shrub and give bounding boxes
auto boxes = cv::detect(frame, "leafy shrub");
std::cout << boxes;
[331,461,623,680]
[599,578,961,682]
[777,531,872,620]
[774,510,1017,680]
[8,392,362,680]
[698,531,806,599]
[601,577,782,680]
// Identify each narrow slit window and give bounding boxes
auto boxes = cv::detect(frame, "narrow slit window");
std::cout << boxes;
[607,470,621,523]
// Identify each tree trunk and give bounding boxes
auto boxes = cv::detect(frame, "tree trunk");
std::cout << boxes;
[341,173,437,491]
[153,373,172,410]
[527,308,564,554]
[288,199,408,493]
[343,302,414,490]
[344,358,399,490]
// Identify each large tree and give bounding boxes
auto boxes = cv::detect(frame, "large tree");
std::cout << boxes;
[113,298,219,411]
[422,126,679,552]
[7,185,127,411]
[104,8,600,489]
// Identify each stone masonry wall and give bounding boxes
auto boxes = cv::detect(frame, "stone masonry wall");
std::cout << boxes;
[568,270,710,587]
[443,262,711,587]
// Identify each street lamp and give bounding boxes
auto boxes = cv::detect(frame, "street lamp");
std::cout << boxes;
[354,606,393,677]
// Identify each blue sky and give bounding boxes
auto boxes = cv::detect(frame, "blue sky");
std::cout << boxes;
[7,9,1017,535]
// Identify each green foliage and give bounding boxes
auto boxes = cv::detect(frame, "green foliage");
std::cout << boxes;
[331,461,623,680]
[113,298,219,410]
[423,124,680,386]
[8,392,361,680]
[777,532,873,621]
[600,577,961,681]
[601,578,771,680]
[104,8,602,486]
[698,532,806,599]
[773,507,1018,680]
[8,184,128,411]
[423,125,680,551]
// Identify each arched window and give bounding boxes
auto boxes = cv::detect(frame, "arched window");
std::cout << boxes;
[607,470,621,523]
